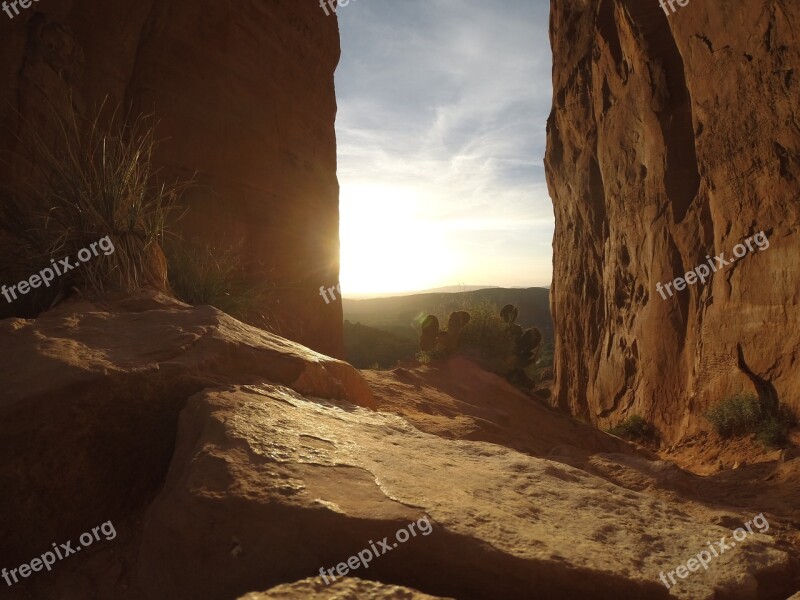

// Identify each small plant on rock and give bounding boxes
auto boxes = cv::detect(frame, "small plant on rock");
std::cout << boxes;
[419,315,440,352]
[166,238,278,330]
[607,415,657,443]
[458,300,514,371]
[441,310,471,353]
[706,393,795,448]
[0,101,189,314]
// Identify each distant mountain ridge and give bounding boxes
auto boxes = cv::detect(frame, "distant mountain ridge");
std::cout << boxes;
[343,287,552,339]
[344,285,501,299]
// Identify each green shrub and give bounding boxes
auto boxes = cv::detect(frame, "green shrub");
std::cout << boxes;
[705,393,763,437]
[415,347,448,364]
[166,238,277,330]
[412,299,553,391]
[759,404,795,448]
[705,393,795,448]
[757,416,788,448]
[458,300,514,373]
[525,339,554,384]
[608,415,656,442]
[415,300,554,384]
[0,102,188,314]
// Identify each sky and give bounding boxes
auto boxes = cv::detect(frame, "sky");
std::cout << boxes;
[334,0,553,296]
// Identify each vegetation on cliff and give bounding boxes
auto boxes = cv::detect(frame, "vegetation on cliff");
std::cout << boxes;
[0,104,187,315]
[706,393,796,448]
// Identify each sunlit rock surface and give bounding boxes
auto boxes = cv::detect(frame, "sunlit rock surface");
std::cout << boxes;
[361,356,653,460]
[546,0,800,442]
[239,577,454,599]
[136,381,788,600]
[1,298,798,599]
[0,293,372,572]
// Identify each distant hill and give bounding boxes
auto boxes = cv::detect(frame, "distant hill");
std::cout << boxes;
[343,287,552,341]
[345,285,500,299]
[343,321,419,369]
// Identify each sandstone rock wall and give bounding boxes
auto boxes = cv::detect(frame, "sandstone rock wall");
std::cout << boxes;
[0,0,344,357]
[546,0,800,442]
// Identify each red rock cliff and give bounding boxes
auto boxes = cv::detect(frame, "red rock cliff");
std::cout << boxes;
[546,0,800,442]
[0,0,344,357]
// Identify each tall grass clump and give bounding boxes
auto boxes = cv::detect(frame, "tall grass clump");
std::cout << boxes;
[166,238,278,331]
[0,101,189,313]
[705,393,795,448]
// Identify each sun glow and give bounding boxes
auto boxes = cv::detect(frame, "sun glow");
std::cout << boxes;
[339,183,457,296]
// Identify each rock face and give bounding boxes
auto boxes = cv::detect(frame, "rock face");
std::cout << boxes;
[0,1,344,357]
[135,380,788,600]
[545,1,800,441]
[239,577,454,600]
[360,356,653,460]
[0,293,372,572]
[2,301,799,600]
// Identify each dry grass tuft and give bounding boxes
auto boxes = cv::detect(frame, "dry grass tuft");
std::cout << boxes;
[0,100,190,313]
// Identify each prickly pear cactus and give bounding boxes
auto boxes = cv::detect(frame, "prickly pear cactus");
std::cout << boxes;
[514,327,542,369]
[499,302,543,389]
[529,327,542,348]
[500,304,518,325]
[419,315,439,351]
[443,310,471,352]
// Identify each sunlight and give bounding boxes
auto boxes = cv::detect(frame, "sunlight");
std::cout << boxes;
[339,183,457,296]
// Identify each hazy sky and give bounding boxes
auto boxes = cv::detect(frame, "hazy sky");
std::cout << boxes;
[335,0,552,295]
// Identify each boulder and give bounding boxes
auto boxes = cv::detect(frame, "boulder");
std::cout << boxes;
[238,577,453,600]
[361,356,654,462]
[0,293,373,568]
[136,382,788,600]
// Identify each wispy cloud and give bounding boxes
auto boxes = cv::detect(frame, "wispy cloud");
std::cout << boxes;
[336,0,553,294]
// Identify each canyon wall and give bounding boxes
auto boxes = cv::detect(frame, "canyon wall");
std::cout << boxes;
[546,0,800,442]
[0,0,344,357]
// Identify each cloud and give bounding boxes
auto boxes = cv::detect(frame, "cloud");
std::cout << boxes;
[336,0,553,292]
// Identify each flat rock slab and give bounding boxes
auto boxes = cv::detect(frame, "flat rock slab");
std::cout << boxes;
[362,356,654,460]
[0,296,373,564]
[239,576,453,599]
[137,384,789,600]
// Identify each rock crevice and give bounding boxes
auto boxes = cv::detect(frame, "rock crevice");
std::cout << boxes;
[546,0,800,440]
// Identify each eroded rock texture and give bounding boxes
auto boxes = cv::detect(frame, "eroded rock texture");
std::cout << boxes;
[2,300,799,599]
[239,577,454,600]
[0,292,373,574]
[546,1,800,441]
[136,378,788,600]
[0,0,343,356]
